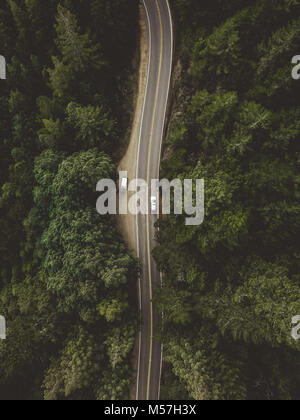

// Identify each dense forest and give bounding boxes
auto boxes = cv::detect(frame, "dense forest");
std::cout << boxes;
[1,0,300,402]
[0,0,139,400]
[156,0,300,400]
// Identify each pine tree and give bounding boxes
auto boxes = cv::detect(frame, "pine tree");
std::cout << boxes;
[55,5,104,71]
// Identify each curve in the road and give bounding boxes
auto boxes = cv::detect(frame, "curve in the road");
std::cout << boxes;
[136,0,173,401]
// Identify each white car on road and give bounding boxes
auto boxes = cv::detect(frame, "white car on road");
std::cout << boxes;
[151,196,158,213]
[120,177,128,192]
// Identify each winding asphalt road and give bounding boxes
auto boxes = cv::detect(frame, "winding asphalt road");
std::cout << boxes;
[136,0,173,401]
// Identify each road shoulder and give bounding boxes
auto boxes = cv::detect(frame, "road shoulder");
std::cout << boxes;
[117,4,149,257]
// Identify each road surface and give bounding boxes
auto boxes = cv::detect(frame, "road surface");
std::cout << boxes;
[136,0,173,401]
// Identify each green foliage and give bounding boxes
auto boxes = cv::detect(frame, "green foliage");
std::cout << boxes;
[48,5,106,99]
[97,292,129,323]
[158,0,300,400]
[192,14,242,77]
[66,102,116,150]
[165,330,247,400]
[43,327,103,400]
[220,260,300,345]
[256,16,300,78]
[38,118,65,148]
[0,0,138,400]
[55,5,104,72]
[105,325,135,370]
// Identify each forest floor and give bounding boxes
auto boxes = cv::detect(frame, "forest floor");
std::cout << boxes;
[116,4,149,400]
